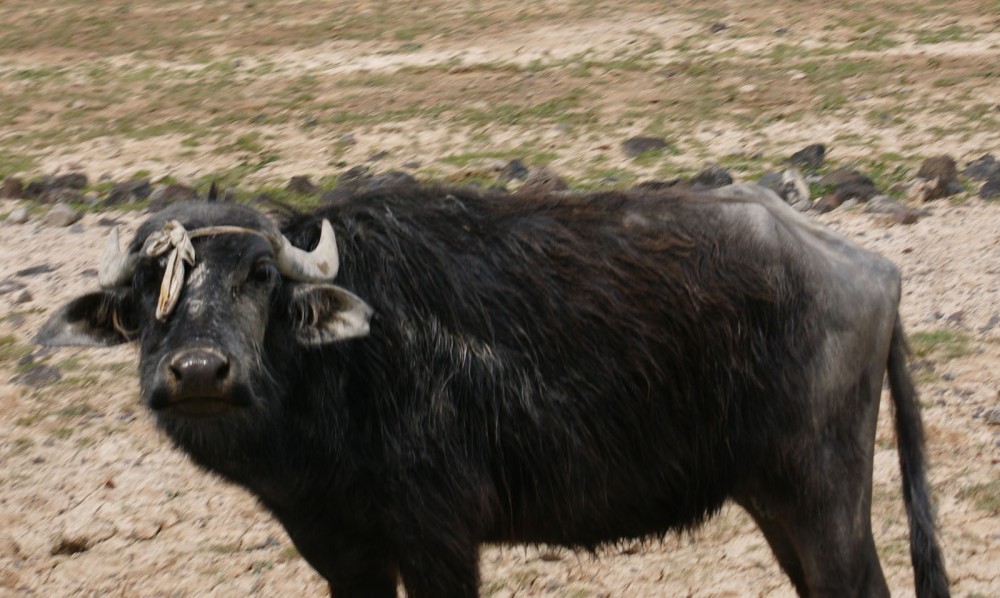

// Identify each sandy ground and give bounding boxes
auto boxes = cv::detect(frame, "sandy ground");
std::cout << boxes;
[1,1,999,596]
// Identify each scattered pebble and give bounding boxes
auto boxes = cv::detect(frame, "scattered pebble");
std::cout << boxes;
[44,203,83,227]
[8,207,30,224]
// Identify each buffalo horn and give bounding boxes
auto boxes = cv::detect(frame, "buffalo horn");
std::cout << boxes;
[274,219,340,282]
[98,227,139,288]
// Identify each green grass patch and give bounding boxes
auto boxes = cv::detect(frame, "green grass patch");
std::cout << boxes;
[916,25,969,45]
[52,427,74,440]
[0,150,38,178]
[0,336,33,365]
[58,402,95,419]
[10,437,34,455]
[909,329,974,361]
[957,480,1000,515]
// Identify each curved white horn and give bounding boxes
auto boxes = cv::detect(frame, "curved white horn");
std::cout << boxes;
[98,227,139,288]
[275,219,340,282]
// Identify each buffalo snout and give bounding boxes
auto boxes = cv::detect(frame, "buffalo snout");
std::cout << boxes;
[151,348,242,417]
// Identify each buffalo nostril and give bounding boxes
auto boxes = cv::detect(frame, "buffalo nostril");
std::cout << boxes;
[166,349,231,397]
[215,359,230,382]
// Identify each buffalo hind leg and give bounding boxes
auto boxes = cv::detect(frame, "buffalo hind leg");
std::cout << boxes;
[738,500,808,595]
[739,487,888,597]
[739,443,890,597]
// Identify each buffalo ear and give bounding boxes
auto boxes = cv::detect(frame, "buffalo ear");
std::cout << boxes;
[289,284,373,346]
[34,290,139,347]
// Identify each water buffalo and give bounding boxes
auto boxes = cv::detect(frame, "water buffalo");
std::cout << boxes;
[37,181,948,597]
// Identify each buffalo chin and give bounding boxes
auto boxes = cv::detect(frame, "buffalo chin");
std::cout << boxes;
[157,398,242,418]
[148,387,254,419]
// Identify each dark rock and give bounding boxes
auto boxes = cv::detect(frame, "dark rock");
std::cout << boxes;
[984,408,1000,426]
[11,365,61,388]
[1,176,24,198]
[52,172,88,189]
[287,176,319,195]
[44,203,83,227]
[963,154,999,180]
[788,144,826,170]
[150,183,199,204]
[147,184,199,213]
[0,279,27,295]
[15,290,32,304]
[834,182,879,202]
[366,150,390,162]
[24,177,55,199]
[401,161,421,169]
[366,171,417,190]
[520,167,570,193]
[818,167,874,188]
[917,155,957,182]
[689,164,733,189]
[980,174,1000,199]
[96,216,121,227]
[915,155,960,200]
[498,159,530,182]
[813,195,842,213]
[39,187,84,205]
[16,264,54,277]
[339,165,371,186]
[105,178,152,206]
[321,168,416,204]
[818,167,879,201]
[709,22,727,33]
[621,136,670,158]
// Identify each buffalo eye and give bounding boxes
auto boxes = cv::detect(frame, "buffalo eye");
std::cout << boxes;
[135,259,164,289]
[249,260,278,285]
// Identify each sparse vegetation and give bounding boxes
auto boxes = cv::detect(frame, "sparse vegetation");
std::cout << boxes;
[909,329,975,361]
[0,336,33,365]
[958,480,1000,515]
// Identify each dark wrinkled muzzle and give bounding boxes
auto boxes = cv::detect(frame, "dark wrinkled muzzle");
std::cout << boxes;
[149,347,251,418]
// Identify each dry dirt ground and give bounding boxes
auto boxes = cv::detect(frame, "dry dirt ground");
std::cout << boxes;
[1,1,999,597]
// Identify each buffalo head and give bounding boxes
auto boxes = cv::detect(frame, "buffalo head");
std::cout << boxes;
[36,201,372,421]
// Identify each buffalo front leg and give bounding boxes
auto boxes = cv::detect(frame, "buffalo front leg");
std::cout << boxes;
[396,534,480,598]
